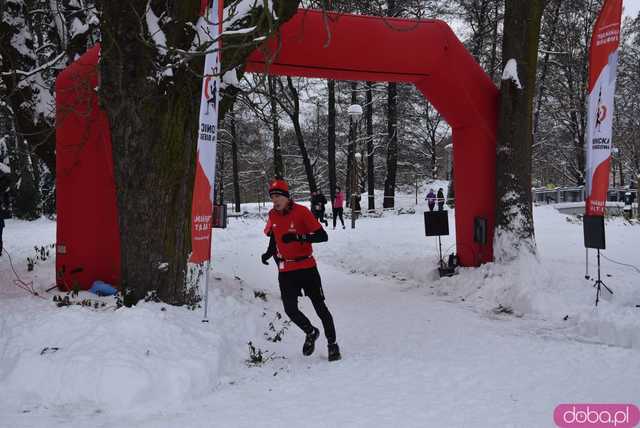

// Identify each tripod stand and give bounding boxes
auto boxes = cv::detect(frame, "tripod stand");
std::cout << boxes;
[593,249,613,306]
[437,235,444,269]
[436,235,457,277]
[424,210,454,277]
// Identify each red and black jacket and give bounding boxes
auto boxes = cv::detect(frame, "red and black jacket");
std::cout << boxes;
[263,201,328,272]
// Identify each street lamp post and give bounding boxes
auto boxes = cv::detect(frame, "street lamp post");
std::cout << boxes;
[348,104,363,229]
[611,147,619,187]
[351,152,362,228]
[444,143,453,181]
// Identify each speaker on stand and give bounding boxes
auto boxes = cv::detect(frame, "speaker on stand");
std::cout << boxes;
[583,215,612,306]
[424,211,456,277]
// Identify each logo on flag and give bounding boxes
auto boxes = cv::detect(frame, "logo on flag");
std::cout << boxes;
[595,89,607,130]
[204,69,218,115]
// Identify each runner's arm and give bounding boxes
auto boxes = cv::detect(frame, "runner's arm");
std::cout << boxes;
[265,233,277,256]
[261,233,278,265]
[282,227,328,244]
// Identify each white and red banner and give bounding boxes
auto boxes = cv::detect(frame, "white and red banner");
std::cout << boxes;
[585,0,622,216]
[190,0,222,263]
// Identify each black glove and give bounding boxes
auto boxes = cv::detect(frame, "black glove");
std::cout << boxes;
[261,253,271,265]
[282,233,308,243]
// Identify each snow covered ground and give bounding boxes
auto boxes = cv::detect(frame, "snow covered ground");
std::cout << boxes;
[1,186,639,427]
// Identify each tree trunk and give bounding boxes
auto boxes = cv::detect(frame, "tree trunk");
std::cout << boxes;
[488,1,500,81]
[494,0,545,260]
[470,0,489,63]
[269,76,284,178]
[327,79,337,204]
[570,105,587,186]
[99,0,201,304]
[97,0,301,305]
[426,103,439,180]
[429,137,438,180]
[217,138,225,205]
[383,82,398,209]
[345,82,357,206]
[447,165,455,208]
[533,0,561,137]
[383,0,398,209]
[229,108,241,213]
[13,139,41,220]
[285,77,317,192]
[366,81,375,211]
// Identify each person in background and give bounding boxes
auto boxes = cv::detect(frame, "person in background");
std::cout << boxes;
[261,178,341,362]
[310,191,319,218]
[437,187,446,211]
[332,186,345,229]
[311,190,328,226]
[426,188,436,211]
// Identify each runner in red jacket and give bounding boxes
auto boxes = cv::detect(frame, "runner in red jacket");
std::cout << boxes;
[261,178,341,362]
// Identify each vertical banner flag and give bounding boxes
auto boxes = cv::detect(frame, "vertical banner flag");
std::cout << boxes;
[585,0,622,216]
[190,0,222,263]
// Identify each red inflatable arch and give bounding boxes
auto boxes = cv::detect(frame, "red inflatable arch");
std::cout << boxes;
[56,46,121,290]
[245,10,499,267]
[55,9,498,289]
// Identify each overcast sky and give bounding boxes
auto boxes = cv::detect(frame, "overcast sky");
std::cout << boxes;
[623,0,640,19]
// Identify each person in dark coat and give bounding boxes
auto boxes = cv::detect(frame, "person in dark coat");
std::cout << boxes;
[437,188,446,211]
[311,190,328,226]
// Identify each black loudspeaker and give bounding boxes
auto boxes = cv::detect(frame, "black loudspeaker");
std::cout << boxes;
[474,217,488,245]
[212,204,228,229]
[424,210,449,236]
[583,215,605,249]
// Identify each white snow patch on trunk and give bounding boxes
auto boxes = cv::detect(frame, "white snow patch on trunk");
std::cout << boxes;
[145,2,168,56]
[69,17,89,40]
[221,68,240,89]
[502,58,523,89]
[190,16,214,52]
[145,1,173,79]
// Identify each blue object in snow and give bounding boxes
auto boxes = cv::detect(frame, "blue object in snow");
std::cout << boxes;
[89,280,117,296]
